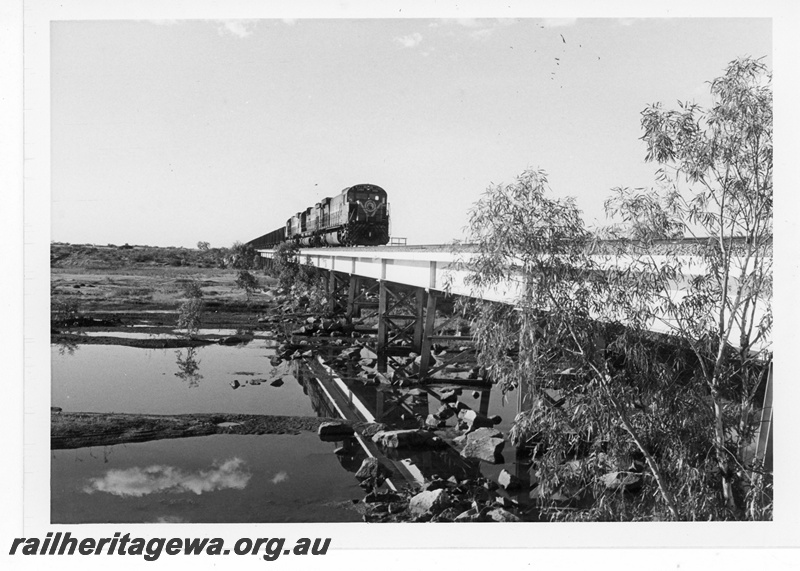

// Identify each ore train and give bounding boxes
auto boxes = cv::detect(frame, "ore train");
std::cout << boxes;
[246,183,390,249]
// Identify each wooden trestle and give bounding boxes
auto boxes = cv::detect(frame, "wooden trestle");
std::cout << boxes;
[324,271,483,383]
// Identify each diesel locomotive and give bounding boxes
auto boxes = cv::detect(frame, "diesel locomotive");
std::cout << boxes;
[247,183,390,249]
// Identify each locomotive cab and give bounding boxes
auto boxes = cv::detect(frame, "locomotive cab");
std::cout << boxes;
[346,184,387,221]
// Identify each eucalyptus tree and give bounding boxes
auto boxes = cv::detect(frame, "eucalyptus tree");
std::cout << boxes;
[605,56,772,517]
[459,57,772,520]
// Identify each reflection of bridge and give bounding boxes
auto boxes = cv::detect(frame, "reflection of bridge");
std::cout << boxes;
[292,353,516,494]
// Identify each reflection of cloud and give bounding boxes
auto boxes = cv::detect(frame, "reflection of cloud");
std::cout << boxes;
[83,458,250,497]
[217,20,258,38]
[271,471,288,484]
[542,18,577,28]
[436,18,517,41]
[394,33,423,48]
[154,515,187,523]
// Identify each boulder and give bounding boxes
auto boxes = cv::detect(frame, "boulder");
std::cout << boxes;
[354,458,392,488]
[487,508,521,522]
[497,469,522,490]
[269,378,284,387]
[458,409,495,433]
[601,471,643,493]
[409,489,450,516]
[460,428,505,463]
[342,347,362,360]
[439,388,461,403]
[372,429,445,449]
[435,404,456,420]
[318,421,355,440]
[454,508,478,522]
[425,414,443,429]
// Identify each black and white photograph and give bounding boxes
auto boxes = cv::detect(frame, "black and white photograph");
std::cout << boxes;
[4,1,800,569]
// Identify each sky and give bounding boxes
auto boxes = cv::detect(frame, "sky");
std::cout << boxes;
[51,17,772,248]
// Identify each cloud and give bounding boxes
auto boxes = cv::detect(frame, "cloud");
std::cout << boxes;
[437,18,517,41]
[271,471,289,484]
[217,20,258,38]
[541,18,577,28]
[83,458,251,497]
[470,28,496,41]
[394,32,423,48]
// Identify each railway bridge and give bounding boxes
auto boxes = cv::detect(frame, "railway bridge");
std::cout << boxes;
[256,243,773,480]
[256,244,769,377]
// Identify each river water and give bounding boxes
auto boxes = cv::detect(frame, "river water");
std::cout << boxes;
[51,340,532,522]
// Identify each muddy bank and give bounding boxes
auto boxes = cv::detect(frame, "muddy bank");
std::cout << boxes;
[51,333,219,349]
[51,411,376,450]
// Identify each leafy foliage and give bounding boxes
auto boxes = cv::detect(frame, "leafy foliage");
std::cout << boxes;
[235,270,260,301]
[176,280,204,338]
[458,58,772,521]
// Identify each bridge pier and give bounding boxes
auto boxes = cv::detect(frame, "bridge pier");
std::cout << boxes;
[312,270,483,383]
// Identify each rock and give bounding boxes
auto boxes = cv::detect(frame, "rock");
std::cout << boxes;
[435,404,456,420]
[498,469,522,490]
[472,390,481,399]
[364,491,401,504]
[494,496,517,509]
[458,409,495,433]
[425,414,442,429]
[454,508,479,522]
[422,478,448,492]
[487,508,521,522]
[439,388,460,403]
[342,347,362,360]
[601,471,643,493]
[318,421,355,439]
[372,429,445,449]
[431,507,461,522]
[409,489,450,516]
[354,458,392,488]
[51,407,62,413]
[248,379,263,385]
[230,380,241,389]
[359,423,387,438]
[269,378,284,387]
[460,428,505,463]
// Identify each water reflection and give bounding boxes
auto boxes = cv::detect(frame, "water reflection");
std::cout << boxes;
[270,471,288,484]
[56,336,80,356]
[83,457,251,497]
[174,347,203,388]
